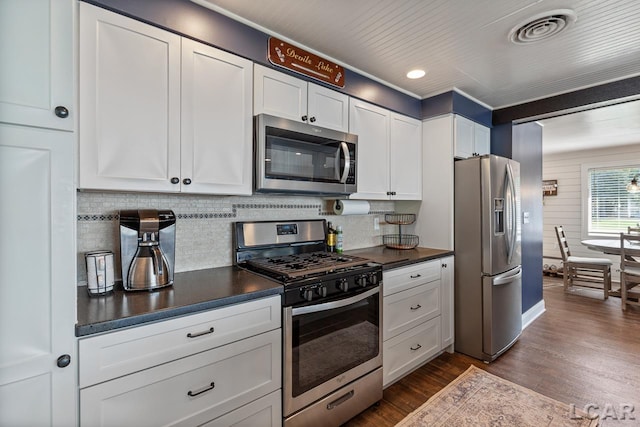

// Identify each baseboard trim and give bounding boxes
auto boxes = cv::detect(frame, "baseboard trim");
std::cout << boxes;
[522,299,546,330]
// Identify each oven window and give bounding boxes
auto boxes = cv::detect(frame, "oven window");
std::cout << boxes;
[291,293,379,397]
[265,129,344,182]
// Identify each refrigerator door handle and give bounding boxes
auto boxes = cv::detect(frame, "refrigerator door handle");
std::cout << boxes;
[492,267,522,286]
[505,163,517,264]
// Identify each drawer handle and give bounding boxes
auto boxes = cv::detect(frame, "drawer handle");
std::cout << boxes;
[327,390,354,410]
[410,274,422,279]
[187,381,215,397]
[187,327,214,338]
[410,344,422,351]
[410,304,422,311]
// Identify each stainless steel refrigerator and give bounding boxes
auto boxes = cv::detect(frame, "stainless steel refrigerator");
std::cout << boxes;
[454,154,522,362]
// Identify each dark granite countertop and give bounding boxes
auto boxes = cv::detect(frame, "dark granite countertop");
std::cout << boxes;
[76,266,282,337]
[76,246,452,337]
[344,245,453,269]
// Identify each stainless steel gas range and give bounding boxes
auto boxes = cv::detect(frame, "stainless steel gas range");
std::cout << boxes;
[233,219,383,427]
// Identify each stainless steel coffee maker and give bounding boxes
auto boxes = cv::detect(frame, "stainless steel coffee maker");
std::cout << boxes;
[119,209,176,291]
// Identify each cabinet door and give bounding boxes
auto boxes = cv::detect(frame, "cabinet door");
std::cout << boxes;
[390,113,422,200]
[0,0,73,131]
[0,124,76,427]
[307,82,349,132]
[79,3,181,192]
[415,115,454,250]
[474,123,491,155]
[348,99,390,200]
[254,64,308,122]
[454,115,474,158]
[181,38,253,195]
[440,256,455,349]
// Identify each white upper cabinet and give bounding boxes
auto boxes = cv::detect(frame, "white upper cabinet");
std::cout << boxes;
[349,99,421,200]
[0,0,74,130]
[389,112,422,200]
[254,64,349,132]
[454,114,490,158]
[79,3,181,192]
[181,38,253,195]
[79,4,253,195]
[307,82,350,132]
[348,99,390,199]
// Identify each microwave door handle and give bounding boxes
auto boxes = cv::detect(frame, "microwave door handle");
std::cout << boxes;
[339,142,350,183]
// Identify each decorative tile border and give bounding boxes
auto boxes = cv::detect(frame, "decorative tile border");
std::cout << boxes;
[77,203,323,221]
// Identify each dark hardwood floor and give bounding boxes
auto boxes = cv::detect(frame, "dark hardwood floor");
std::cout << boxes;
[345,276,640,426]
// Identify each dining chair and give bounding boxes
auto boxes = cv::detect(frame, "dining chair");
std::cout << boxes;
[554,226,613,298]
[620,232,640,310]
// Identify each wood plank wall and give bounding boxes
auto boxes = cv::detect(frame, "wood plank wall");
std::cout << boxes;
[542,143,640,281]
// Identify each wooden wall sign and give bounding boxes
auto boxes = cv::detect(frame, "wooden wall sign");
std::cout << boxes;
[268,37,345,88]
[542,179,558,196]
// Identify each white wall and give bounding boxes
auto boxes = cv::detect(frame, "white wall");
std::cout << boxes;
[542,143,640,281]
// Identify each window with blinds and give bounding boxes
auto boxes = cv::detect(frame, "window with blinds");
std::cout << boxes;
[588,165,640,234]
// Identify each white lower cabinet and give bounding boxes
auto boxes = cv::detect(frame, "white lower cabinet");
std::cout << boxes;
[383,317,441,386]
[78,296,281,427]
[382,257,454,387]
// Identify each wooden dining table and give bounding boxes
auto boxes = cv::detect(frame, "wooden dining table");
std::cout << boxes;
[581,239,640,258]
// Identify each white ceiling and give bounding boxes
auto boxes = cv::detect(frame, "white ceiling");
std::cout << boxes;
[194,0,640,154]
[195,0,640,109]
[539,100,640,155]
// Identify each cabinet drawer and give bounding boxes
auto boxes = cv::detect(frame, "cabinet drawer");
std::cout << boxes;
[79,296,280,388]
[383,280,440,340]
[383,260,440,296]
[202,390,281,427]
[383,317,441,387]
[80,329,281,427]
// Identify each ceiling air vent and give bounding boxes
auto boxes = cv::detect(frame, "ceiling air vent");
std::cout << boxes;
[509,9,577,44]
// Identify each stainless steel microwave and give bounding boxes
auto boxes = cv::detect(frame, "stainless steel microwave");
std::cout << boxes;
[254,114,357,195]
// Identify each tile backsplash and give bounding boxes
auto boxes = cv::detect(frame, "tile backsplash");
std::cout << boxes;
[77,191,396,284]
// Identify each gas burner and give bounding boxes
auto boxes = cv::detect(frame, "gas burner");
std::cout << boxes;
[245,251,372,282]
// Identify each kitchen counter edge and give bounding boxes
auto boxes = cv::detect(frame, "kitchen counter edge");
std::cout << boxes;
[344,245,454,270]
[76,266,282,337]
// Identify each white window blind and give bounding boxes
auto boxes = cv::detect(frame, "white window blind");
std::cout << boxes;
[588,166,640,234]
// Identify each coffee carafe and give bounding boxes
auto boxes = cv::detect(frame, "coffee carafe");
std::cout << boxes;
[119,209,176,291]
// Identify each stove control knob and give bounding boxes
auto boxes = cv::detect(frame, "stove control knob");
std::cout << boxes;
[357,275,368,288]
[337,278,349,292]
[301,288,314,302]
[368,273,379,285]
[316,285,327,297]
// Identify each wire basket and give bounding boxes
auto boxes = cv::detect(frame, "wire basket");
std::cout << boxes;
[385,213,416,225]
[383,234,419,250]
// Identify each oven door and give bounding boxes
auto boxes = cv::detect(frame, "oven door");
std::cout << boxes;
[283,286,381,417]
[255,114,357,195]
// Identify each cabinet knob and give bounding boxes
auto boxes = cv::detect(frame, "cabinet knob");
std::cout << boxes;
[54,106,69,118]
[183,178,192,185]
[170,177,180,184]
[309,116,316,123]
[301,115,308,122]
[56,354,71,368]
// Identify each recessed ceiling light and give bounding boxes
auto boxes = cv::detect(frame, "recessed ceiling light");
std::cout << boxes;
[406,69,426,79]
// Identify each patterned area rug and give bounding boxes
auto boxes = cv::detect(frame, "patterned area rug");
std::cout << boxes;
[396,366,599,426]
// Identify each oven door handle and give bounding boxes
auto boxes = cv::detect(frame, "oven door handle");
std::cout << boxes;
[291,286,379,316]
